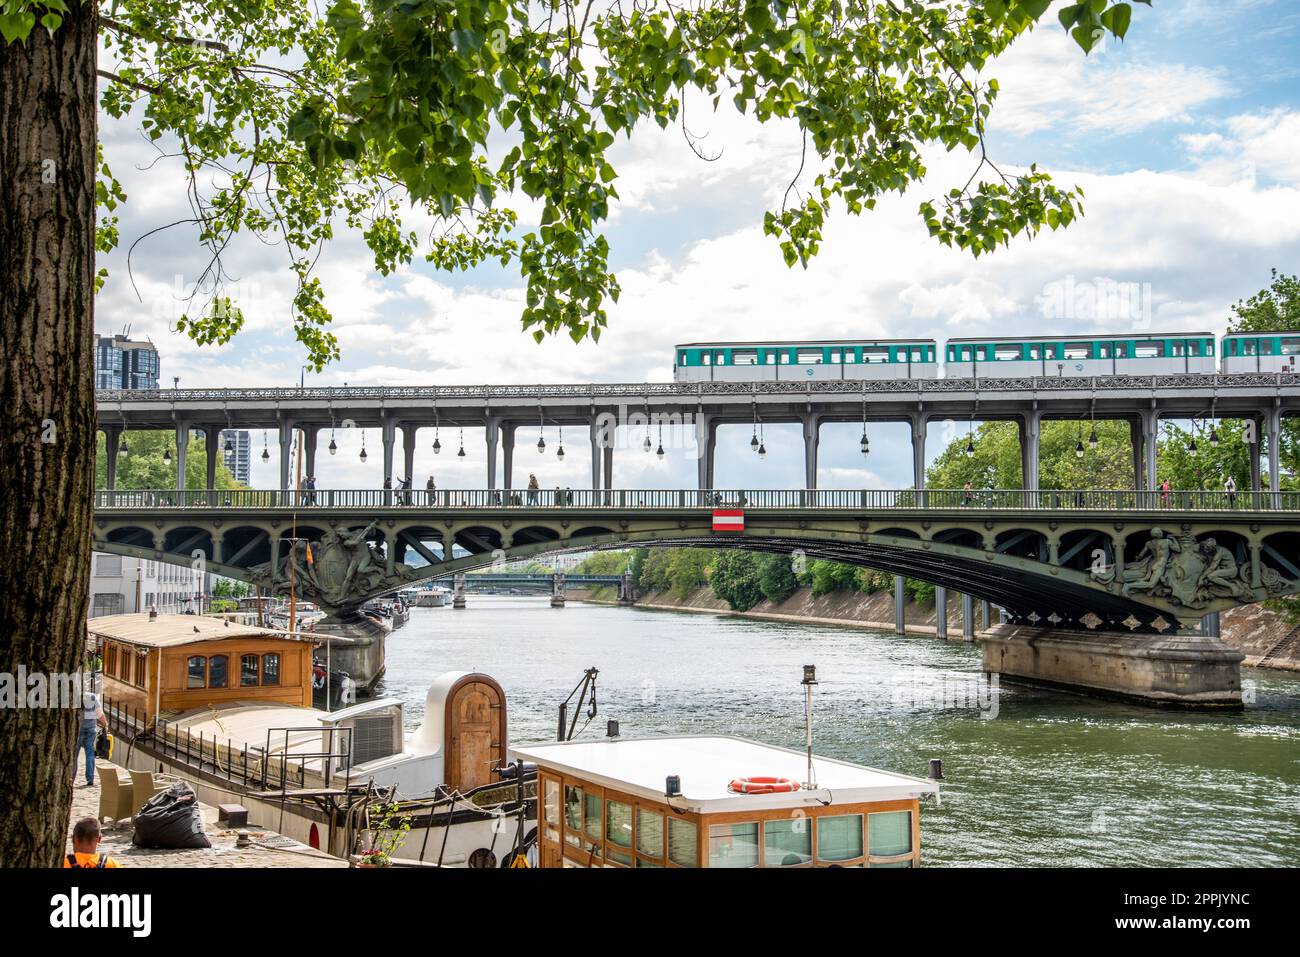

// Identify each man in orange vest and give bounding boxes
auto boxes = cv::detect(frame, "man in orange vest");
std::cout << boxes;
[63,817,121,869]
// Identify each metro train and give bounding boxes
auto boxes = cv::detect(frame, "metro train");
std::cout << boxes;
[673,331,1300,382]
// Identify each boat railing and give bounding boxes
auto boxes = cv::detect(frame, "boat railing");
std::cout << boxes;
[103,700,355,797]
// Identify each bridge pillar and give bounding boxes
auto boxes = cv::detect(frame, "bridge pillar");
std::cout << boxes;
[1201,612,1220,638]
[452,573,467,609]
[551,572,566,608]
[277,418,294,491]
[381,417,396,499]
[980,599,990,631]
[910,416,927,501]
[174,419,190,491]
[1019,408,1041,491]
[103,426,120,491]
[401,423,417,489]
[484,417,498,489]
[802,414,820,490]
[618,572,635,605]
[304,425,319,484]
[1128,418,1144,490]
[961,593,974,642]
[589,416,604,491]
[935,586,948,639]
[204,425,219,492]
[695,414,717,491]
[502,422,516,489]
[893,575,906,635]
[1249,416,1263,492]
[602,442,613,491]
[1267,406,1282,494]
[1141,405,1159,491]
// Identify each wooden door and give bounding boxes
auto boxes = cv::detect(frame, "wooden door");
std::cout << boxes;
[446,679,503,792]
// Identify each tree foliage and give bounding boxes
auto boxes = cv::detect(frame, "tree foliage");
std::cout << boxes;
[0,0,1148,366]
[94,430,244,490]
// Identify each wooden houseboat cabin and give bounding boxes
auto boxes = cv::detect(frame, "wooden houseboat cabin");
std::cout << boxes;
[90,613,313,723]
[511,735,939,868]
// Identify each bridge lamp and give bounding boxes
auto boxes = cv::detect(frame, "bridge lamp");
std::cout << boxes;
[1186,436,1198,455]
[642,433,652,453]
[163,448,172,465]
[861,434,870,457]
[964,437,975,458]
[1209,427,1221,449]
[750,432,759,451]
[557,444,565,461]
[359,447,367,462]
[758,442,767,460]
[224,436,234,453]
[656,442,665,460]
[1088,427,1099,450]
[1075,440,1085,459]
[118,436,129,457]
[537,435,546,453]
[432,430,441,454]
[458,426,466,458]
[328,437,337,455]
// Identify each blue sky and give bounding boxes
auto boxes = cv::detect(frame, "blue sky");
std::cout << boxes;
[96,1,1300,491]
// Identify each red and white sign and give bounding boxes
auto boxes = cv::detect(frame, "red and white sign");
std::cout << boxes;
[712,509,745,532]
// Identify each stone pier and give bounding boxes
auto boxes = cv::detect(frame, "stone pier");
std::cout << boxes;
[980,623,1244,709]
[312,610,388,695]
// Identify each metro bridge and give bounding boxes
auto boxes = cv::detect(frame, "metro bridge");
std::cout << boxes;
[92,486,1300,635]
[95,371,1299,493]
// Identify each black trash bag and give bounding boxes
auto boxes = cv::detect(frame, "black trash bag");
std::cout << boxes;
[132,781,211,849]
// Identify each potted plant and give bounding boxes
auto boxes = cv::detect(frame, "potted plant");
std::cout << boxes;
[354,802,411,868]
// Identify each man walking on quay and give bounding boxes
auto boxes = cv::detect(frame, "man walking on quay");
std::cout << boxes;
[72,687,107,787]
[63,818,120,869]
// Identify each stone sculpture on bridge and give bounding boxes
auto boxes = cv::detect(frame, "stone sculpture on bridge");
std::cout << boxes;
[248,520,418,613]
[1093,528,1286,610]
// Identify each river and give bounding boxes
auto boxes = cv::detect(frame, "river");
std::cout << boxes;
[378,597,1300,867]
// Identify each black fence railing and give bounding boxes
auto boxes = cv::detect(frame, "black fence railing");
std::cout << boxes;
[103,698,353,794]
[93,487,1300,512]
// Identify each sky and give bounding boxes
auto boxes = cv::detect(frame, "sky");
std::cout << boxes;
[95,0,1300,491]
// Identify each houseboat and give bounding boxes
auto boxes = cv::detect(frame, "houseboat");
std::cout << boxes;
[512,667,939,868]
[91,614,533,867]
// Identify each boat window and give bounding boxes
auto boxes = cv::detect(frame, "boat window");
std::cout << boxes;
[262,653,280,686]
[208,655,227,689]
[120,650,132,681]
[605,800,633,865]
[636,808,664,861]
[709,822,759,868]
[563,786,583,847]
[583,792,603,847]
[134,654,146,687]
[868,810,913,858]
[186,656,206,689]
[816,813,864,863]
[668,818,698,867]
[543,778,560,844]
[764,817,812,866]
[105,644,116,676]
[240,653,259,686]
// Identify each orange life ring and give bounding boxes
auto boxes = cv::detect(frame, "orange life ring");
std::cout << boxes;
[728,776,801,795]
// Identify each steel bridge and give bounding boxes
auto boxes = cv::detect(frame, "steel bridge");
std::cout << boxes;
[92,487,1300,635]
[95,372,1300,494]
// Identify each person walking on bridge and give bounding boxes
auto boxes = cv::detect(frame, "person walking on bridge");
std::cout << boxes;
[1224,474,1237,508]
[426,474,437,506]
[527,473,540,505]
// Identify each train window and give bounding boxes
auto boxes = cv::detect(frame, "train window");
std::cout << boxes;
[778,351,790,364]
[1115,343,1128,358]
[994,344,1020,361]
[1262,338,1275,355]
[1171,340,1186,356]
[863,347,888,363]
[797,349,823,364]
[701,352,712,365]
[844,349,856,363]
[1027,344,1041,359]
[733,349,757,365]
[1063,343,1089,359]
[1206,340,1215,355]
[1281,338,1300,355]
[1134,342,1163,358]
[1242,339,1257,355]
[1098,343,1112,358]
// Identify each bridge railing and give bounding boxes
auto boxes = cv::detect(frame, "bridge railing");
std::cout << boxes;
[93,487,1300,511]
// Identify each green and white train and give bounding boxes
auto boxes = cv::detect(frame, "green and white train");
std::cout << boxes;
[673,331,1300,382]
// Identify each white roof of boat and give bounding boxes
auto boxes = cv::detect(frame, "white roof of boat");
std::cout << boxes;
[87,613,316,648]
[510,735,938,813]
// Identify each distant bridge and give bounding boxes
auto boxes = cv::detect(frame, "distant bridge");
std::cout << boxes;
[460,573,622,591]
[91,487,1300,635]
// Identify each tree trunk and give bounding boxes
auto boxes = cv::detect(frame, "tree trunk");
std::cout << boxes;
[0,5,98,866]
